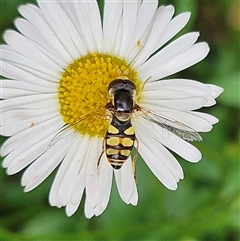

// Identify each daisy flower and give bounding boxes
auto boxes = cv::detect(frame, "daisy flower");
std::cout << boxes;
[0,0,223,218]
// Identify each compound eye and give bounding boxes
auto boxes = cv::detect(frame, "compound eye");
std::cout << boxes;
[108,79,136,93]
[125,80,136,91]
[108,79,124,92]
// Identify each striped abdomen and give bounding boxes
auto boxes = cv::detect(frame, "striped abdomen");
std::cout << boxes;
[105,116,135,169]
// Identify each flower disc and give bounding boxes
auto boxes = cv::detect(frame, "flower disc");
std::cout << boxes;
[58,53,140,137]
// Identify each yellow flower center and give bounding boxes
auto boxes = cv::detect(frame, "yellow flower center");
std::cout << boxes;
[58,53,141,138]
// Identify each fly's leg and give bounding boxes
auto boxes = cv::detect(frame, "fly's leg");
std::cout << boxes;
[132,138,139,182]
[97,138,106,168]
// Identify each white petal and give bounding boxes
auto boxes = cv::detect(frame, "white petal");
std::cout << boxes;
[135,121,183,187]
[1,94,57,110]
[1,100,59,115]
[1,112,58,136]
[84,199,95,219]
[18,4,72,64]
[62,3,89,53]
[66,202,80,217]
[136,135,178,189]
[118,1,138,57]
[141,79,218,111]
[36,1,84,60]
[154,12,191,54]
[2,45,59,80]
[0,79,55,94]
[190,111,219,125]
[62,140,89,207]
[103,0,123,53]
[2,118,63,173]
[132,6,175,68]
[206,84,224,98]
[3,30,64,71]
[126,0,159,61]
[1,88,37,99]
[54,137,84,207]
[142,96,208,111]
[1,108,56,125]
[21,138,70,192]
[1,115,63,157]
[85,138,100,209]
[69,170,86,207]
[93,206,105,217]
[14,18,66,68]
[112,17,123,55]
[14,64,59,85]
[139,32,200,75]
[1,61,57,90]
[4,135,52,175]
[129,10,191,65]
[114,157,137,204]
[140,42,210,81]
[97,154,113,211]
[80,1,103,52]
[144,78,210,92]
[129,184,138,206]
[74,1,99,52]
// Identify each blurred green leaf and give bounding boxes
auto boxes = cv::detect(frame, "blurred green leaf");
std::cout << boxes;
[174,0,198,25]
[216,71,240,108]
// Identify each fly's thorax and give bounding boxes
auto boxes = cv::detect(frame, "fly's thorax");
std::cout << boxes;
[108,79,136,112]
[113,89,134,112]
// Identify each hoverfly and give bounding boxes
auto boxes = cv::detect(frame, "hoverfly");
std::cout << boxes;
[51,78,202,178]
[98,79,139,173]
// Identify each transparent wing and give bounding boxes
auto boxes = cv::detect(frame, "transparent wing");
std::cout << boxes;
[136,106,202,142]
[50,106,108,146]
[49,124,77,146]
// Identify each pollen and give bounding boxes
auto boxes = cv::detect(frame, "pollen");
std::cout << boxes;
[58,53,141,138]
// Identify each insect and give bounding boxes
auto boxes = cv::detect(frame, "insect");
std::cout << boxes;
[51,78,202,178]
[97,79,139,176]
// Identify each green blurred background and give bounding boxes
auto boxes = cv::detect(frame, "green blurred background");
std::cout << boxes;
[0,0,239,240]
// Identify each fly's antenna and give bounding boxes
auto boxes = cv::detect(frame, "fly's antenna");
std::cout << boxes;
[141,76,152,92]
[136,76,152,100]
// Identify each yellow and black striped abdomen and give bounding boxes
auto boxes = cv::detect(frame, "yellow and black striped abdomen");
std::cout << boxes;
[105,116,135,169]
